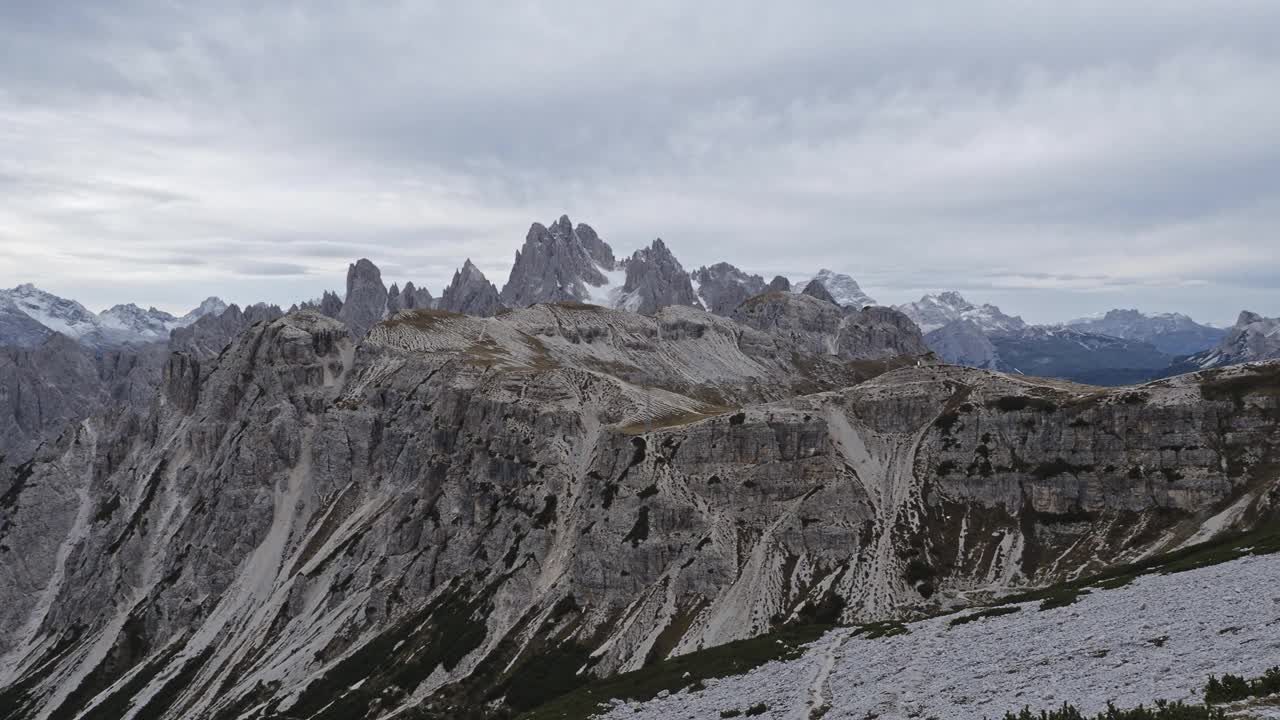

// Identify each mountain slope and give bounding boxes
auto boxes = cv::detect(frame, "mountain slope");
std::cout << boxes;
[1,302,1276,719]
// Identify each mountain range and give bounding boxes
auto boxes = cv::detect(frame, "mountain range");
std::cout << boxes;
[1,213,1278,719]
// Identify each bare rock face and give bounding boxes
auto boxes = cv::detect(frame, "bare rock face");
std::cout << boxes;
[1,301,1276,719]
[386,282,434,314]
[766,275,792,293]
[337,258,388,338]
[169,302,285,359]
[500,215,613,307]
[734,292,930,361]
[438,259,503,316]
[620,239,699,315]
[801,278,838,305]
[401,281,434,310]
[576,222,616,270]
[0,334,166,464]
[691,263,767,316]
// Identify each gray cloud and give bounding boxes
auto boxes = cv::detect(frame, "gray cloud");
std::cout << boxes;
[0,1,1277,324]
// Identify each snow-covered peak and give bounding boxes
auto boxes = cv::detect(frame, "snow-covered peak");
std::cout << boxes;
[794,269,876,309]
[98,303,181,341]
[896,291,1025,335]
[1,284,102,339]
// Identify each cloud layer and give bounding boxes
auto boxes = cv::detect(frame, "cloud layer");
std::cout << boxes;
[1,1,1276,324]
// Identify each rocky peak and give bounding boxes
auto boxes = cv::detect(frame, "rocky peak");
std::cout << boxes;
[690,262,767,316]
[179,296,229,325]
[801,279,838,305]
[337,258,388,338]
[399,281,433,310]
[766,275,792,293]
[576,222,615,270]
[500,215,614,307]
[1238,310,1265,327]
[795,269,877,308]
[619,238,699,315]
[1,283,102,340]
[438,259,503,317]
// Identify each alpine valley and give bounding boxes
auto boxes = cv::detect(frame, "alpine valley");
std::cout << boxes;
[2,216,1279,720]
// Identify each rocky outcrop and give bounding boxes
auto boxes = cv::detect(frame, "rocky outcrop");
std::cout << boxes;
[766,275,792,293]
[500,215,615,307]
[337,258,389,338]
[619,239,699,315]
[795,270,876,308]
[438,259,503,316]
[1,302,1275,719]
[734,292,930,361]
[1066,309,1225,357]
[801,278,838,305]
[691,263,767,316]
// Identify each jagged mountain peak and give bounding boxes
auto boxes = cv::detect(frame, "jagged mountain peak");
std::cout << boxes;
[690,262,767,316]
[337,258,388,337]
[438,258,503,316]
[502,215,614,307]
[618,238,699,315]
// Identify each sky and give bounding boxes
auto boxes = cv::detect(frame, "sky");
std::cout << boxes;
[0,2,1277,326]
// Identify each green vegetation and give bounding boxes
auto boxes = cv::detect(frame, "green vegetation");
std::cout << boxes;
[999,522,1280,610]
[1204,666,1280,704]
[1036,587,1091,611]
[1000,700,1225,720]
[949,606,1020,628]
[1198,364,1280,404]
[1003,667,1280,720]
[518,623,830,720]
[744,703,769,716]
[853,620,909,639]
[989,395,1059,413]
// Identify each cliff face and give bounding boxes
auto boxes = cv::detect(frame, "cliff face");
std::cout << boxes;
[0,305,1276,719]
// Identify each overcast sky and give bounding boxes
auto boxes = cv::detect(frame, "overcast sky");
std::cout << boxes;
[1,2,1277,325]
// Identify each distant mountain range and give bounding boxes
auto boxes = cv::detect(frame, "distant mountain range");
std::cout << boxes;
[0,283,226,348]
[1,214,1274,390]
[893,291,1249,385]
